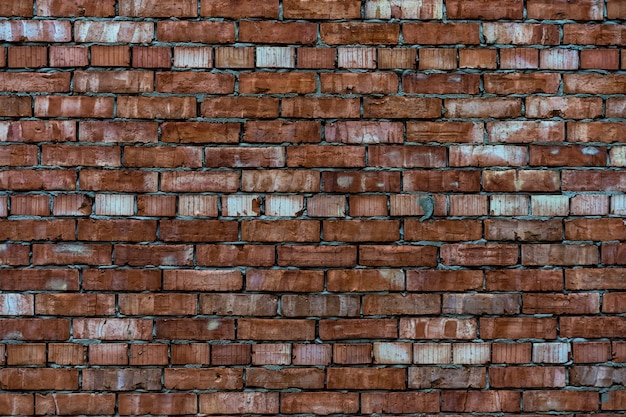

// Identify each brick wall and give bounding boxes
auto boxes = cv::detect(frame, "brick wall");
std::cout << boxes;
[0,0,625,414]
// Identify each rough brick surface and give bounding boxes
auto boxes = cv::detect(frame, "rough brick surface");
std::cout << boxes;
[0,1,622,415]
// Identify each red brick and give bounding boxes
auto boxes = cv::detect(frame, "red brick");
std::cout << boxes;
[83,369,161,391]
[1,120,76,142]
[527,96,602,119]
[321,22,400,44]
[486,269,563,291]
[42,144,121,167]
[363,294,439,316]
[349,195,388,216]
[238,319,314,340]
[483,169,559,192]
[500,48,539,69]
[282,97,359,119]
[0,72,70,92]
[211,344,250,365]
[0,145,38,167]
[526,293,601,315]
[0,394,33,415]
[241,220,317,243]
[528,0,603,20]
[0,1,33,16]
[322,171,399,193]
[35,96,114,118]
[124,146,202,168]
[492,343,531,363]
[333,343,372,364]
[297,47,336,69]
[89,344,128,365]
[401,318,477,340]
[118,96,195,119]
[417,48,457,69]
[197,244,274,267]
[244,121,318,144]
[581,49,620,69]
[280,392,358,415]
[408,367,485,388]
[171,344,210,365]
[91,45,130,67]
[566,218,626,241]
[200,293,276,316]
[160,220,236,242]
[156,318,234,341]
[603,390,626,410]
[362,392,439,413]
[0,21,70,42]
[603,292,626,313]
[6,344,45,365]
[447,98,522,118]
[200,393,278,414]
[36,294,114,316]
[320,318,397,339]
[205,146,284,168]
[603,243,626,265]
[79,170,157,192]
[0,97,31,117]
[156,72,234,94]
[74,318,152,340]
[200,0,278,18]
[33,243,111,266]
[0,319,69,341]
[240,21,316,44]
[120,0,196,16]
[74,70,152,93]
[364,97,442,119]
[0,269,78,291]
[163,270,241,292]
[161,171,238,192]
[322,220,397,242]
[115,244,193,266]
[0,219,74,241]
[119,393,196,416]
[214,47,254,68]
[564,73,626,95]
[79,121,156,143]
[128,344,168,365]
[52,194,92,217]
[442,391,520,412]
[562,317,626,338]
[247,368,323,389]
[247,270,324,292]
[530,144,606,167]
[485,73,560,94]
[0,244,29,266]
[119,294,196,316]
[407,270,482,292]
[35,393,115,415]
[202,97,278,118]
[276,245,354,267]
[37,0,115,16]
[459,48,497,68]
[165,368,242,390]
[405,22,479,44]
[321,72,396,94]
[405,219,480,242]
[285,0,361,18]
[292,344,331,365]
[7,46,46,68]
[523,390,598,412]
[282,294,358,317]
[522,244,598,266]
[441,243,518,266]
[239,72,314,94]
[131,46,170,68]
[327,367,405,389]
[443,294,519,315]
[162,122,239,144]
[403,73,478,94]
[447,0,522,19]
[572,341,611,363]
[480,318,557,339]
[0,369,77,391]
[83,269,160,291]
[360,245,437,267]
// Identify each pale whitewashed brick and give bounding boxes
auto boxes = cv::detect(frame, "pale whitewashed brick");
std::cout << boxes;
[413,343,451,364]
[95,194,134,216]
[75,21,154,43]
[222,195,261,216]
[174,47,212,68]
[373,342,411,364]
[178,195,218,217]
[338,47,376,69]
[531,195,569,216]
[611,195,626,215]
[256,47,295,68]
[571,194,609,215]
[490,195,529,216]
[533,342,570,363]
[453,343,490,364]
[266,195,304,217]
[610,146,626,167]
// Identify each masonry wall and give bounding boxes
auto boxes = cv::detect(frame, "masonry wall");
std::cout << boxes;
[0,0,625,415]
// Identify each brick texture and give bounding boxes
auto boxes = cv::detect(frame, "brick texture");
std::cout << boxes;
[0,1,622,415]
